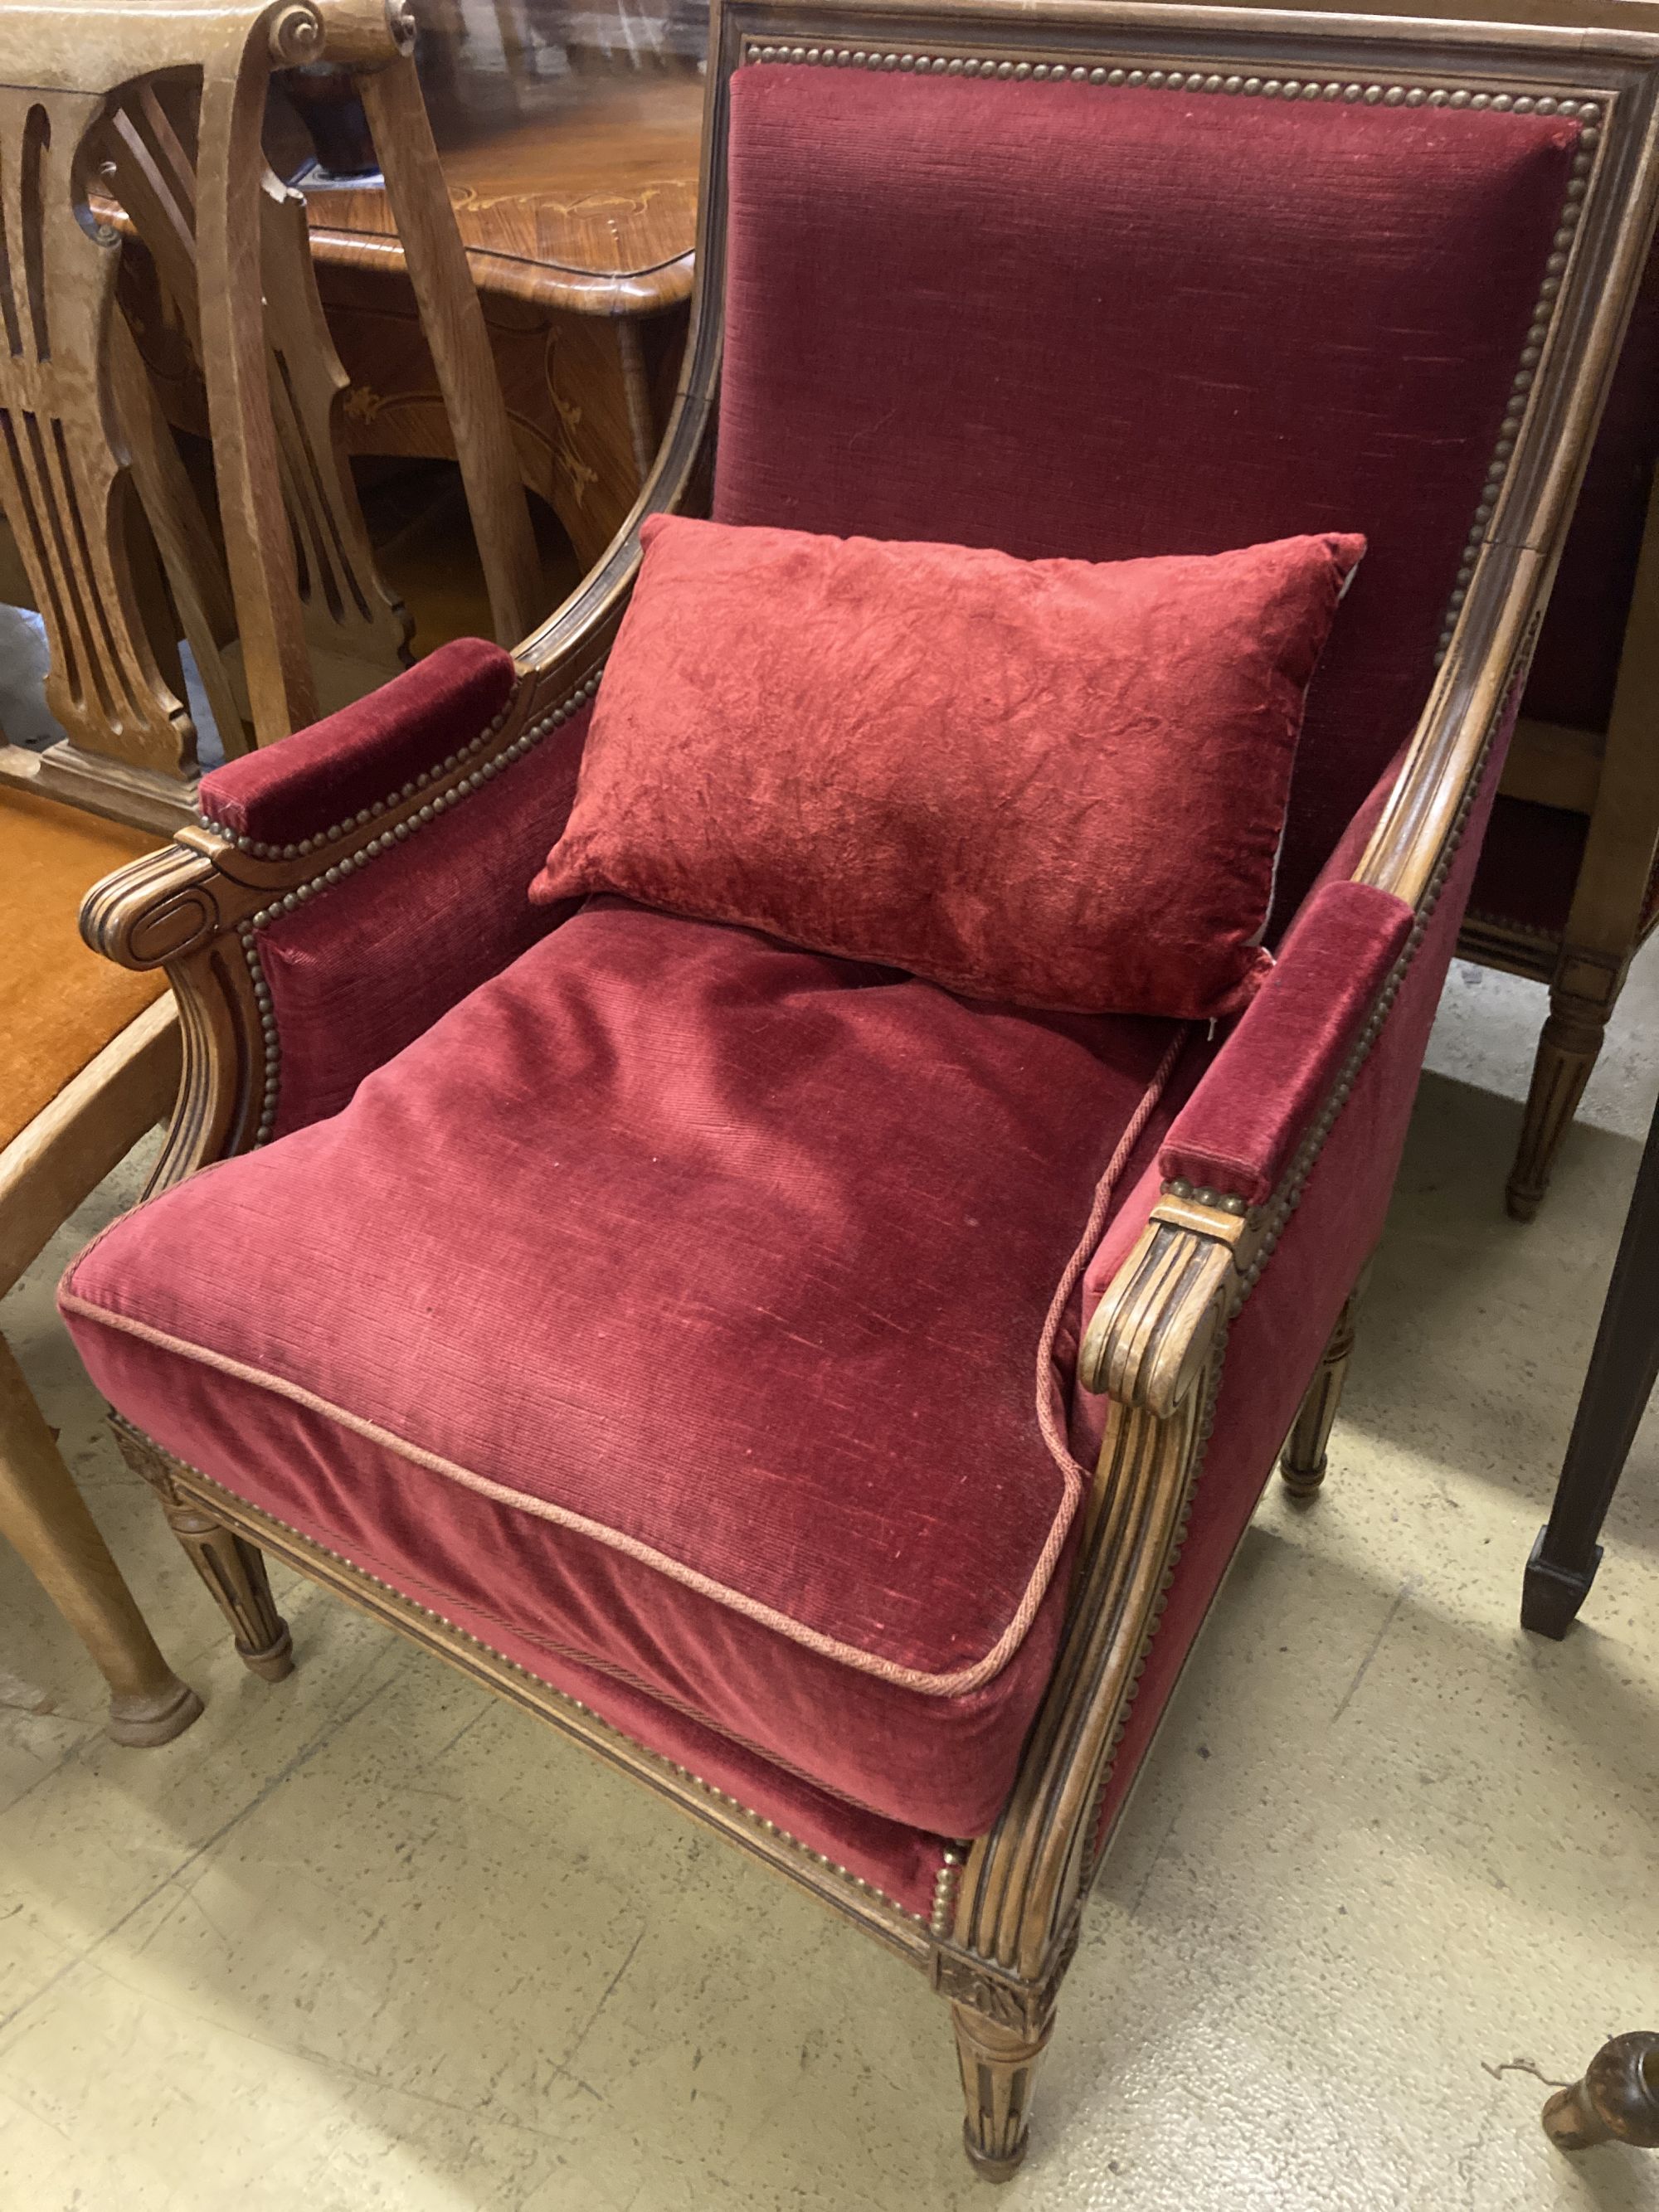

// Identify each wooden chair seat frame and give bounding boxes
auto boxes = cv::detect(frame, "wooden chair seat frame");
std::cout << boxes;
[78,0,1659,2176]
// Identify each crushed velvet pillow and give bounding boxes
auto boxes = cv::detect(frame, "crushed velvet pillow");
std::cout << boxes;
[530,514,1365,1017]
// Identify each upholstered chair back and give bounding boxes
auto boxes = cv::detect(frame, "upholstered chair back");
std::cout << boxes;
[712,63,1586,917]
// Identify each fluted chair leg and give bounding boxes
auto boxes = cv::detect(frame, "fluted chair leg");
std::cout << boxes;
[953,2001,1053,2182]
[1281,1271,1368,1499]
[114,1426,293,1680]
[1507,984,1612,1223]
[1543,2034,1659,2153]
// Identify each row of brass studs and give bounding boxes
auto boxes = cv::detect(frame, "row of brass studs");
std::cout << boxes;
[222,669,604,1145]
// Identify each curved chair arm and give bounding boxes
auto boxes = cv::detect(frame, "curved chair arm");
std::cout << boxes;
[78,213,723,1197]
[949,602,1542,1997]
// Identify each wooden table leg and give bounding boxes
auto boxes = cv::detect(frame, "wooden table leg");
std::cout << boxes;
[0,1332,202,1745]
[1522,1087,1659,1638]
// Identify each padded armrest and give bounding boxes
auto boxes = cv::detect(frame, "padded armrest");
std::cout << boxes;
[1158,879,1414,1209]
[83,637,602,1170]
[198,641,517,849]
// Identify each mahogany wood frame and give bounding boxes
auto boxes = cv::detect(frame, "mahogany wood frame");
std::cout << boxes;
[77,0,1659,2176]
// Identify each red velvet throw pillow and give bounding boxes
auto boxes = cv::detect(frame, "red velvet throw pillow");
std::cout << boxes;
[530,515,1365,1017]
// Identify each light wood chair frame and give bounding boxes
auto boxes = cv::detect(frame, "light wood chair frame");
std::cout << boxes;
[79,0,1659,2175]
[0,0,540,831]
[0,998,201,1744]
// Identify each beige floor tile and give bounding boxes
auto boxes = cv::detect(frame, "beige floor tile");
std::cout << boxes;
[0,951,1655,2208]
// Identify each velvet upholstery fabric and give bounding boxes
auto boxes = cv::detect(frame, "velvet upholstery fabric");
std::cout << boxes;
[1158,880,1414,1207]
[534,516,1363,1018]
[257,712,590,1138]
[1466,793,1584,944]
[1521,236,1659,737]
[1082,701,1520,1850]
[199,640,517,844]
[716,69,1579,922]
[63,901,1188,1836]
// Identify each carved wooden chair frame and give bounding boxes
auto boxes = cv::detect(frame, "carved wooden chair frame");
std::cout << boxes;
[0,0,539,831]
[79,0,1659,2176]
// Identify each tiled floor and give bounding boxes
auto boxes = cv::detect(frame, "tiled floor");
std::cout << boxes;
[2,954,1657,2210]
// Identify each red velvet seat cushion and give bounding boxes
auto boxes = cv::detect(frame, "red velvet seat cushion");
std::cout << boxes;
[62,902,1187,1835]
[533,516,1363,1018]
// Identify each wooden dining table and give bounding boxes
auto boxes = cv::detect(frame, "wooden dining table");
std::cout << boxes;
[285,1,705,573]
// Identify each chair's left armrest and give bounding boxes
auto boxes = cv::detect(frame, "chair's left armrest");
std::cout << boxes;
[81,636,604,1190]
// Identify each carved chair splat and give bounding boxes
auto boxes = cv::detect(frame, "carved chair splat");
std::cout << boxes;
[0,0,542,832]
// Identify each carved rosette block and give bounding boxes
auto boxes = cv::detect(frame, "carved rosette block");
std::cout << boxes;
[1543,2034,1659,2153]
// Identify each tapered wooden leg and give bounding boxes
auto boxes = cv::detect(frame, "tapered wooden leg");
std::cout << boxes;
[0,1335,202,1745]
[1506,985,1612,1223]
[114,1425,293,1681]
[1281,1272,1367,1499]
[1543,2034,1659,2152]
[953,2001,1053,2182]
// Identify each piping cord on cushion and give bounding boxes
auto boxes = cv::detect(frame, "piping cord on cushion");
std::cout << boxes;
[740,42,1598,670]
[133,1435,949,1932]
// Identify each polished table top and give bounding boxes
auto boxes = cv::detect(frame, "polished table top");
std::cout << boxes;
[294,1,707,314]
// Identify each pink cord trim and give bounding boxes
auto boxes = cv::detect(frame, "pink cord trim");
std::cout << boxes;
[63,1048,1175,1699]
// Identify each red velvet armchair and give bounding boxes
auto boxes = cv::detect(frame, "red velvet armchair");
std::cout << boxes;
[63,0,1659,2178]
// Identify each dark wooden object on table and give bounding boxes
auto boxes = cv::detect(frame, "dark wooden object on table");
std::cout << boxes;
[282,2,703,573]
[1521,1080,1659,1636]
[1544,2033,1659,2154]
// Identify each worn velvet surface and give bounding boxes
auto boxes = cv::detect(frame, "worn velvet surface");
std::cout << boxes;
[533,516,1362,1018]
[260,702,591,1140]
[200,640,517,844]
[1465,792,1585,944]
[1159,880,1414,1207]
[716,68,1579,922]
[63,900,1186,1835]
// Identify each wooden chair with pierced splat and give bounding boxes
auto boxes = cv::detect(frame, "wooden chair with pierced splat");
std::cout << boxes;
[0,0,543,835]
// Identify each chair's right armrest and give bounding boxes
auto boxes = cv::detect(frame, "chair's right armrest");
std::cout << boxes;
[1080,876,1415,1417]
